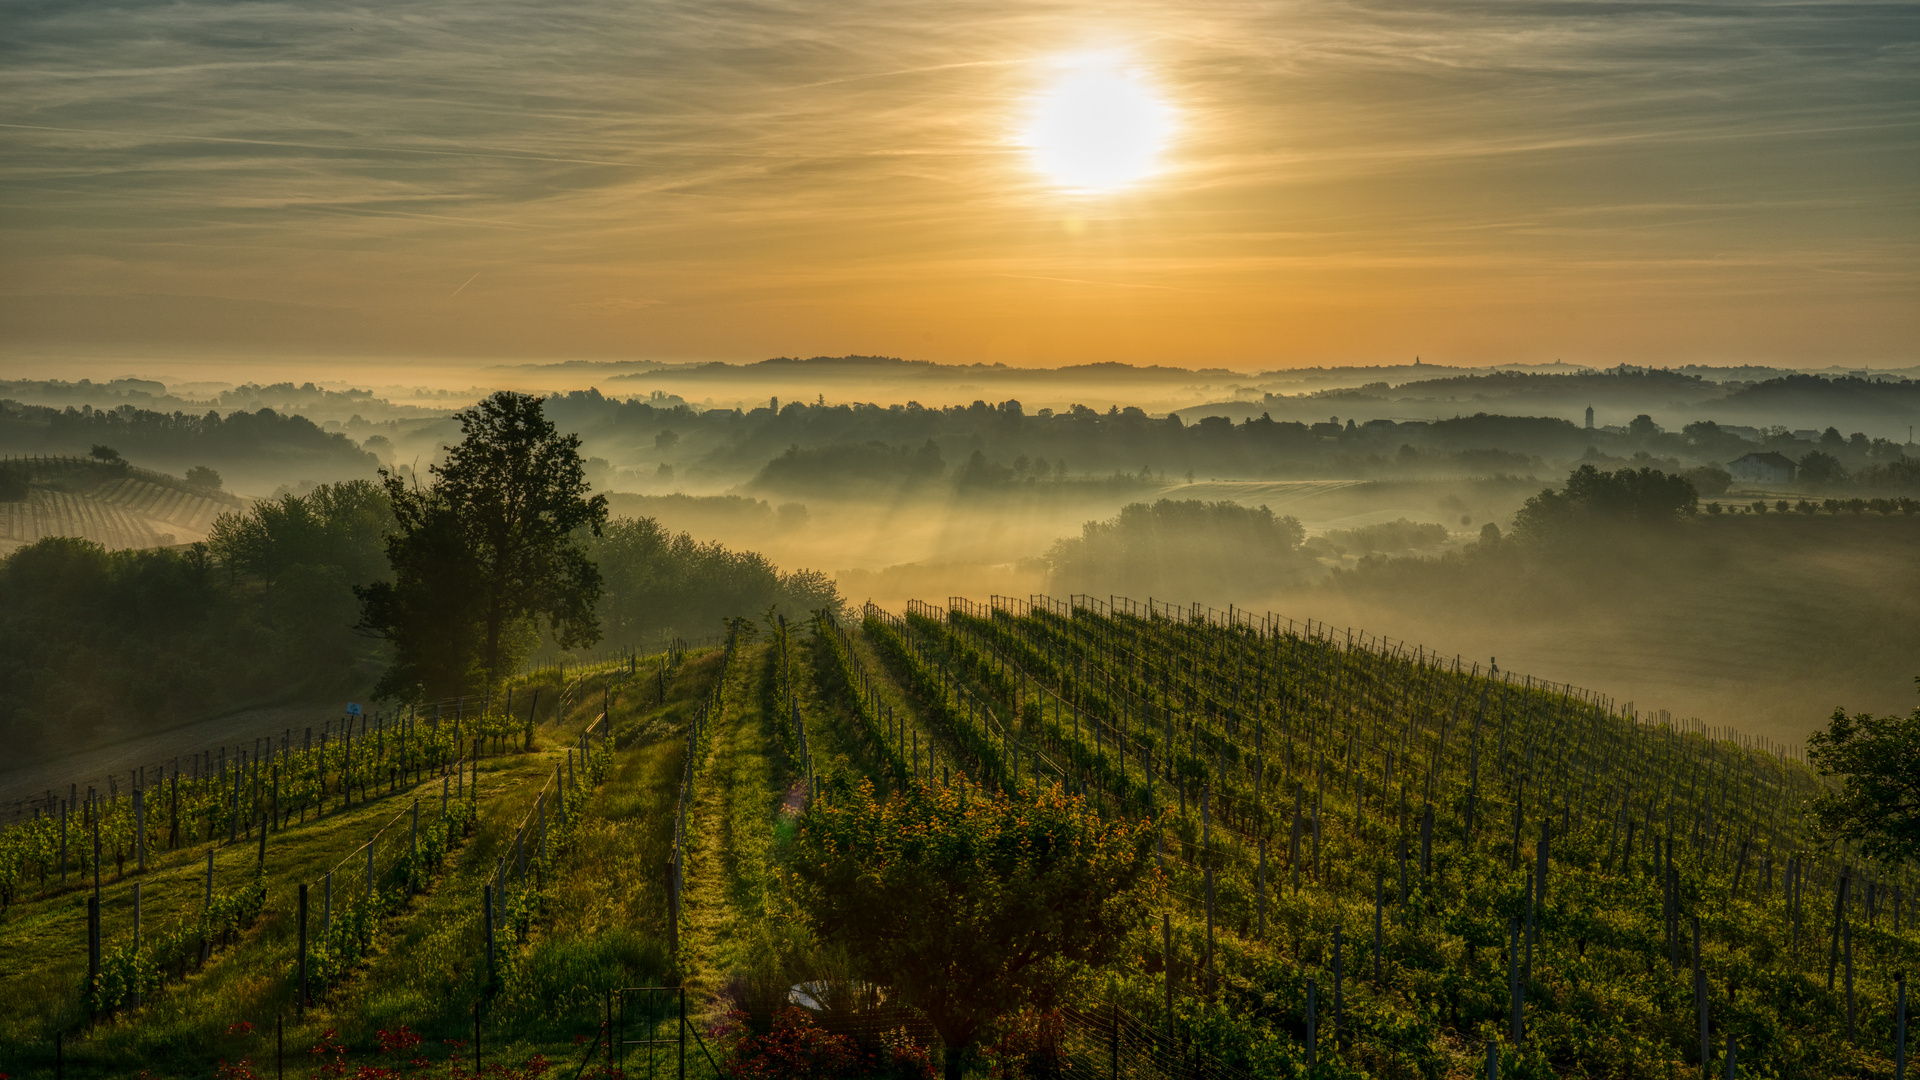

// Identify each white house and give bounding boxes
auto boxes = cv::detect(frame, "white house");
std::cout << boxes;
[1728,451,1797,484]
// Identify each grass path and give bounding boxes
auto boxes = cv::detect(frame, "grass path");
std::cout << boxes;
[679,642,786,1004]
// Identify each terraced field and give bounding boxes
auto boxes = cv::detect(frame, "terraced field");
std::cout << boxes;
[0,489,174,552]
[0,599,1909,1079]
[89,477,236,537]
[0,458,246,554]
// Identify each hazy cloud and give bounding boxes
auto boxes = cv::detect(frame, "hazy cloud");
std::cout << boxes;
[1,0,1913,367]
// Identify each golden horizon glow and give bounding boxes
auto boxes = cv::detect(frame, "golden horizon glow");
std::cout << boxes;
[1021,53,1176,193]
[0,0,1910,366]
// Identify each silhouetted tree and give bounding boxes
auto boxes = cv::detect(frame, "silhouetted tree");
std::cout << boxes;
[1510,464,1697,545]
[357,392,607,699]
[1798,450,1847,485]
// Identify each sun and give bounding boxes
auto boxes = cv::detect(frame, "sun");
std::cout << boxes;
[1021,55,1176,193]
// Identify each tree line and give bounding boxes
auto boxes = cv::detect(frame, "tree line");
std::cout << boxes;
[0,392,839,751]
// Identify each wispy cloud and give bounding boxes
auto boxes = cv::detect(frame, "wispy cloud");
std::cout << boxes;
[0,0,1913,367]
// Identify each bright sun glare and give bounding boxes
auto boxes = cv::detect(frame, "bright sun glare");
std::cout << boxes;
[1022,55,1175,193]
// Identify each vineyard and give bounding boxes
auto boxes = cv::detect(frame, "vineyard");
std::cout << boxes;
[0,596,1908,1079]
[0,456,246,554]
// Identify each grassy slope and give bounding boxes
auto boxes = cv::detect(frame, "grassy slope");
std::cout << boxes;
[0,655,722,1079]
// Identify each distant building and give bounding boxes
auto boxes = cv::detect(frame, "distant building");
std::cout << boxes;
[1728,451,1797,484]
[1585,405,1594,430]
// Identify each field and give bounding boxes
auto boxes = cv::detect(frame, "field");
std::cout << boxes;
[0,457,246,555]
[0,598,1908,1079]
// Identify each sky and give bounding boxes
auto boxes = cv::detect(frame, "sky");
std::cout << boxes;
[1,0,1914,373]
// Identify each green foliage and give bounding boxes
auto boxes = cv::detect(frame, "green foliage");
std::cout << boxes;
[1682,465,1731,496]
[1799,450,1848,485]
[90,865,267,1014]
[0,463,26,501]
[749,440,947,494]
[589,516,841,647]
[1806,681,1920,865]
[358,391,608,699]
[793,774,1157,1075]
[1509,464,1697,545]
[0,545,311,750]
[184,465,222,489]
[1321,518,1450,555]
[0,398,378,479]
[1045,499,1309,599]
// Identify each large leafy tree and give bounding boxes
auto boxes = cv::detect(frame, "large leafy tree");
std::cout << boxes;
[1509,464,1698,546]
[1806,680,1920,864]
[794,776,1157,1080]
[357,392,607,699]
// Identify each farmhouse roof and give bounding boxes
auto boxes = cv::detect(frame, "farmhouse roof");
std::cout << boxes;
[1730,451,1797,468]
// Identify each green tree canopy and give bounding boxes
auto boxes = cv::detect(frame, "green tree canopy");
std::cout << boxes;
[794,777,1157,1080]
[587,516,839,647]
[1798,450,1848,485]
[1509,464,1697,545]
[357,391,607,699]
[1806,680,1920,865]
[1046,498,1308,599]
[208,479,393,662]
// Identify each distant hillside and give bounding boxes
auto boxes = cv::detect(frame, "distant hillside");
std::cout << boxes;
[0,455,247,555]
[0,399,379,493]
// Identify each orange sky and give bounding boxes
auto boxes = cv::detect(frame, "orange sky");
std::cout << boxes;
[1,1,1914,371]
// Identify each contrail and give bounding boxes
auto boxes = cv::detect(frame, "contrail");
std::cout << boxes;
[449,271,482,299]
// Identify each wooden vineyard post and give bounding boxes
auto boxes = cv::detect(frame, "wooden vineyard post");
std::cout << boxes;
[134,788,145,873]
[1897,972,1907,1080]
[1487,1039,1499,1079]
[483,885,496,993]
[1846,920,1856,1041]
[524,689,538,752]
[86,894,100,1021]
[1830,871,1851,991]
[1508,920,1522,1042]
[1374,874,1384,984]
[1536,820,1550,906]
[297,884,308,1014]
[1332,923,1344,1039]
[1305,978,1317,1071]
[1162,913,1173,1039]
[1257,837,1267,939]
[1421,802,1433,879]
[1204,866,1216,991]
[409,799,420,895]
[1289,792,1302,894]
[1694,916,1708,1068]
[200,848,213,966]
[666,858,679,959]
[131,883,142,1009]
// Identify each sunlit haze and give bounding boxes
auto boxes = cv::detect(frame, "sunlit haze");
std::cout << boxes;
[1,0,1913,369]
[1022,54,1175,192]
